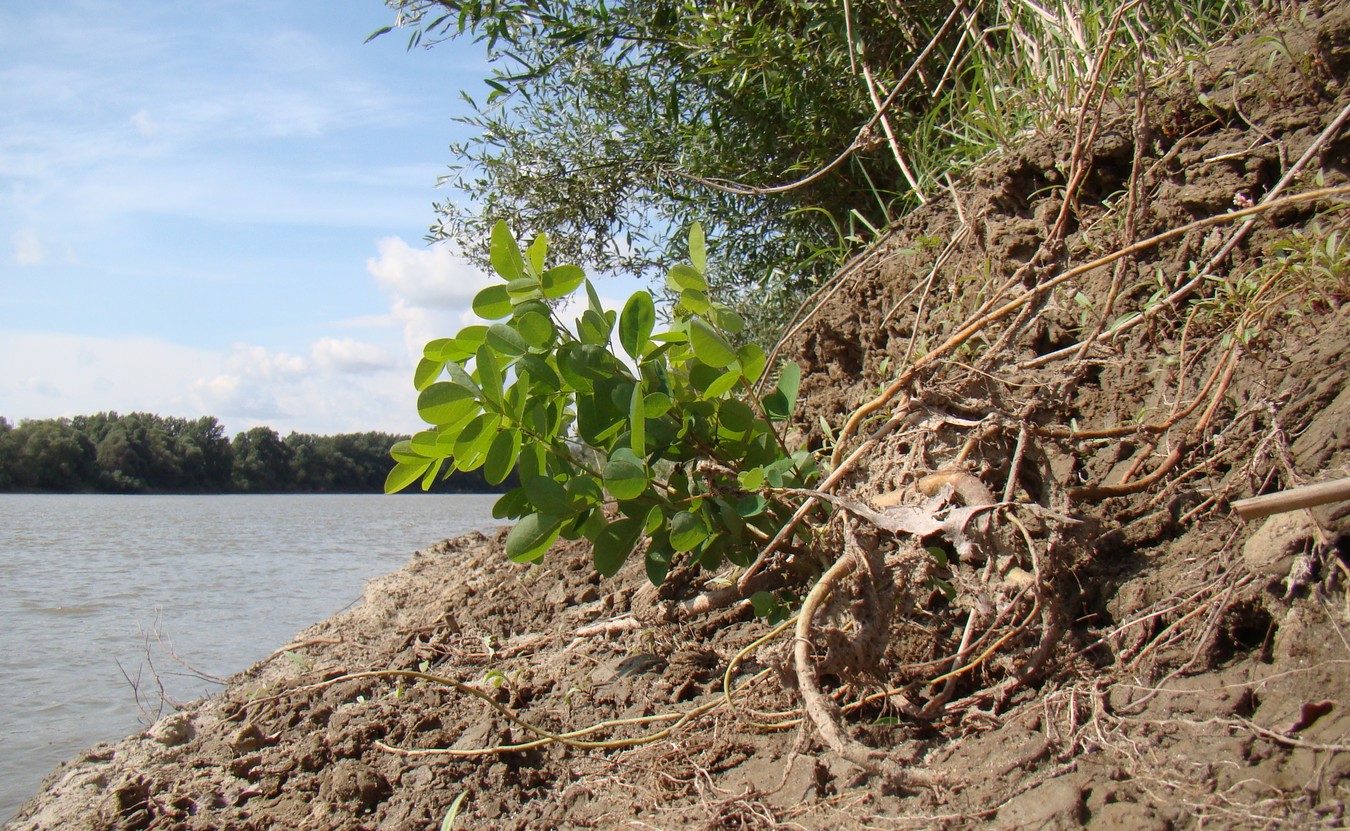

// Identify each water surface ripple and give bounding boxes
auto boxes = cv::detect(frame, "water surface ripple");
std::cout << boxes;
[0,493,500,822]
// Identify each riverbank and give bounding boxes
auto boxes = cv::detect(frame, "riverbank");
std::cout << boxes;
[7,4,1350,827]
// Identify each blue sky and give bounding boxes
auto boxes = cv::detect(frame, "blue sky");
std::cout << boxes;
[1,0,632,436]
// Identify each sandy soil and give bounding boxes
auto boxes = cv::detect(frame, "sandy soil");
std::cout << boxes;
[7,4,1350,829]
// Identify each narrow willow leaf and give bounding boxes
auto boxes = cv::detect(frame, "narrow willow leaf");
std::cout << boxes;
[592,517,642,576]
[490,221,525,281]
[619,291,656,361]
[523,476,571,516]
[385,460,429,494]
[505,513,562,562]
[541,264,585,298]
[603,448,648,500]
[414,357,446,391]
[689,317,736,368]
[486,323,528,356]
[418,382,478,424]
[688,222,706,273]
[669,511,709,552]
[472,284,512,320]
[484,428,521,485]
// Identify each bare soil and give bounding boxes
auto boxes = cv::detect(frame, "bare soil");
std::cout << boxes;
[8,5,1350,829]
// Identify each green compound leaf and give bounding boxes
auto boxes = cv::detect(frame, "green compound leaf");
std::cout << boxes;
[736,343,766,384]
[688,222,707,274]
[579,309,611,346]
[475,344,503,405]
[486,323,528,356]
[619,290,655,361]
[410,430,441,458]
[629,380,646,456]
[603,447,648,500]
[777,361,802,407]
[667,263,707,293]
[643,391,672,418]
[764,362,802,421]
[518,354,562,392]
[523,475,570,516]
[669,510,709,552]
[419,458,444,491]
[592,516,643,576]
[384,460,430,494]
[505,513,562,563]
[490,221,526,282]
[493,487,529,519]
[484,428,521,485]
[646,536,673,586]
[689,317,736,368]
[414,357,446,391]
[525,233,547,276]
[472,284,512,320]
[737,467,765,490]
[389,439,422,464]
[703,368,742,400]
[679,288,711,315]
[515,310,554,348]
[418,382,478,425]
[541,264,585,299]
[565,475,605,510]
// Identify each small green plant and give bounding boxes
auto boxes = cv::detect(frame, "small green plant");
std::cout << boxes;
[387,223,817,585]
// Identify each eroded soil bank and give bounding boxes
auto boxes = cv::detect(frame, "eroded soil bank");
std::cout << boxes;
[8,4,1350,829]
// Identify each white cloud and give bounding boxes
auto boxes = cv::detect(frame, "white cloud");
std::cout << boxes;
[12,228,45,265]
[311,337,393,374]
[0,332,423,437]
[367,237,491,309]
[367,236,494,360]
[223,344,308,379]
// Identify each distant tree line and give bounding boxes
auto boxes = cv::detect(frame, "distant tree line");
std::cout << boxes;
[0,413,506,494]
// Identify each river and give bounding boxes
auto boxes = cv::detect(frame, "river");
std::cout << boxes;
[0,493,502,823]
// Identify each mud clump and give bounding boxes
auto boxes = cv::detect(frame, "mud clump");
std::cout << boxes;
[8,5,1350,830]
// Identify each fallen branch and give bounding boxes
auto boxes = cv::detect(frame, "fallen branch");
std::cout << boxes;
[1232,477,1350,521]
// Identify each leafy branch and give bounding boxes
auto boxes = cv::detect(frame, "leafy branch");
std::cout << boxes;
[388,223,816,584]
